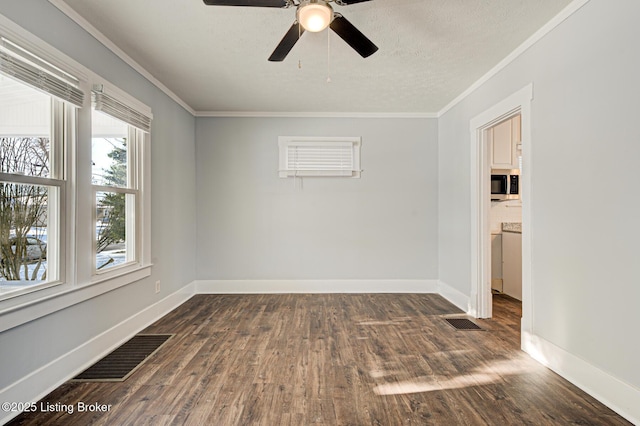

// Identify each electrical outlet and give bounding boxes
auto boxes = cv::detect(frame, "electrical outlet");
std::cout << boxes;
[155,280,160,293]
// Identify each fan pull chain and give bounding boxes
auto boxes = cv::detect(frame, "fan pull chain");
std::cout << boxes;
[327,29,332,83]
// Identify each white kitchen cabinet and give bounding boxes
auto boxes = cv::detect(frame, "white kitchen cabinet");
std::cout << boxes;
[502,231,522,300]
[490,114,521,169]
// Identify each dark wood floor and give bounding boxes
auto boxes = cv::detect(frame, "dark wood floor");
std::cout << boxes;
[8,293,630,425]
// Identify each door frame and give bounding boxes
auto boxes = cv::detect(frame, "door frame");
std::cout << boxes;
[469,84,533,339]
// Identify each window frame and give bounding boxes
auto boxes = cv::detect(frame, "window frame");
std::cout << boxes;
[278,136,362,178]
[0,16,153,329]
[87,82,152,283]
[91,123,143,276]
[0,76,72,300]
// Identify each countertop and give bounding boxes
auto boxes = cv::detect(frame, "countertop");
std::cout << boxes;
[502,222,522,233]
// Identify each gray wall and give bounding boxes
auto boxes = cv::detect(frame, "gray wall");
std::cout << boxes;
[3,0,637,418]
[196,117,438,281]
[0,0,197,390]
[439,0,640,389]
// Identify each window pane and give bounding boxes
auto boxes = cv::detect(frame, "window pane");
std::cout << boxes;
[92,110,128,187]
[0,76,51,178]
[0,182,52,295]
[96,191,135,270]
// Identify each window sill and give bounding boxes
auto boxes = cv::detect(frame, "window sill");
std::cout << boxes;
[91,261,146,284]
[0,263,152,333]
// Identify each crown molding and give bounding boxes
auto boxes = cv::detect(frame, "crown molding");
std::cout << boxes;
[47,0,196,116]
[437,0,591,118]
[46,0,590,120]
[195,111,438,119]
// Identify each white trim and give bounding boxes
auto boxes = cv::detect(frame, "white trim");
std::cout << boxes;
[140,132,151,267]
[437,0,590,117]
[47,0,589,119]
[0,281,196,425]
[437,280,471,314]
[0,95,68,302]
[0,39,84,107]
[0,14,153,118]
[0,14,88,84]
[90,126,146,277]
[0,15,156,326]
[44,0,589,119]
[278,136,362,178]
[0,278,435,425]
[195,279,439,294]
[46,0,195,116]
[195,111,438,118]
[2,279,637,425]
[0,265,152,333]
[522,331,640,425]
[469,84,532,327]
[92,82,153,122]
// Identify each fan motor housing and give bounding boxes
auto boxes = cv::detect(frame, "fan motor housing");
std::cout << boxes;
[297,0,333,32]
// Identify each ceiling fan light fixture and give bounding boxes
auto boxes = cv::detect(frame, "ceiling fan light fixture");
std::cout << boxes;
[297,1,333,32]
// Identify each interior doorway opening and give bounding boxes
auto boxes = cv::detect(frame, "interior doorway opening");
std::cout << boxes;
[487,113,522,302]
[469,84,533,345]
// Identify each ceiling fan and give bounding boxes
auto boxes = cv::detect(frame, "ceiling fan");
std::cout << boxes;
[202,0,378,62]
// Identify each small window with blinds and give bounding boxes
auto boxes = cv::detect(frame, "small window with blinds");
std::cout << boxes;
[278,136,361,178]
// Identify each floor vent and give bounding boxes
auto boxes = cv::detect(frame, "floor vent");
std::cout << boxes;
[445,318,483,331]
[72,334,173,382]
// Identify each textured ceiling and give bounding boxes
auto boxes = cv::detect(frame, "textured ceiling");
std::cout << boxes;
[56,0,572,114]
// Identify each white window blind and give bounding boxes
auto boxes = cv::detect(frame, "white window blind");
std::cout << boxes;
[92,86,152,133]
[0,37,84,107]
[279,136,361,178]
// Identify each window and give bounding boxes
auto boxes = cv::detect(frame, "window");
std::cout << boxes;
[0,23,153,324]
[278,136,362,178]
[0,36,83,299]
[91,86,151,274]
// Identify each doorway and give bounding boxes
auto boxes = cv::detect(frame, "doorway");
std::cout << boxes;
[488,114,522,300]
[469,84,533,343]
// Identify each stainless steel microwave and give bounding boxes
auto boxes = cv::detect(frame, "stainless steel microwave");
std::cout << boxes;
[491,169,520,201]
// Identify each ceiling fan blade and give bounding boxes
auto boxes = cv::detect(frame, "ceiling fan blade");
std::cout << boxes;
[268,22,304,62]
[203,0,289,7]
[329,14,378,58]
[335,0,372,4]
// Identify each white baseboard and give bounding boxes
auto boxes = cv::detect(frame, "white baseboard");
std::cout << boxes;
[0,281,196,426]
[195,279,439,294]
[522,331,639,425]
[437,280,471,313]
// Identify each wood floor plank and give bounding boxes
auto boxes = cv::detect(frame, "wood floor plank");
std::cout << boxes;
[7,293,632,425]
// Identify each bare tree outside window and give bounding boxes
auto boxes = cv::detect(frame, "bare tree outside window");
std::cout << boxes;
[0,137,50,282]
